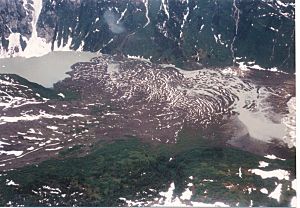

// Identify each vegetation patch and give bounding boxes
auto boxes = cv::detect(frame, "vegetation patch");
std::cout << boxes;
[0,135,295,207]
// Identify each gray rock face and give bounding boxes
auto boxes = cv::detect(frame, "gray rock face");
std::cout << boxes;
[0,0,35,56]
[0,0,295,72]
[0,0,33,39]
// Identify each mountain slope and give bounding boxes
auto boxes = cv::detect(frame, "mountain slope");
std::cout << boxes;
[0,0,295,72]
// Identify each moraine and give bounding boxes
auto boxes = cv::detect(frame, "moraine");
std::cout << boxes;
[0,52,295,169]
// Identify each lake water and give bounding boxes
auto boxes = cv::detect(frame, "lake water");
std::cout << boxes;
[0,51,97,88]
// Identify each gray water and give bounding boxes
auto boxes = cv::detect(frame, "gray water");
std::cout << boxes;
[0,51,96,88]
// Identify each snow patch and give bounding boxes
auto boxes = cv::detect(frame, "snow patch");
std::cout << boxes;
[249,169,289,180]
[282,97,296,148]
[268,183,282,202]
[161,0,170,19]
[6,180,19,186]
[0,150,23,157]
[180,187,193,200]
[57,93,65,98]
[260,188,269,194]
[258,161,269,168]
[143,0,151,28]
[264,154,286,161]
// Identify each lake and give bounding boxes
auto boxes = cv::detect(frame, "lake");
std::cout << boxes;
[0,51,97,88]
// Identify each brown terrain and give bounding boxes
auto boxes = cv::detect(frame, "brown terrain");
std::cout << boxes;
[0,54,295,171]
